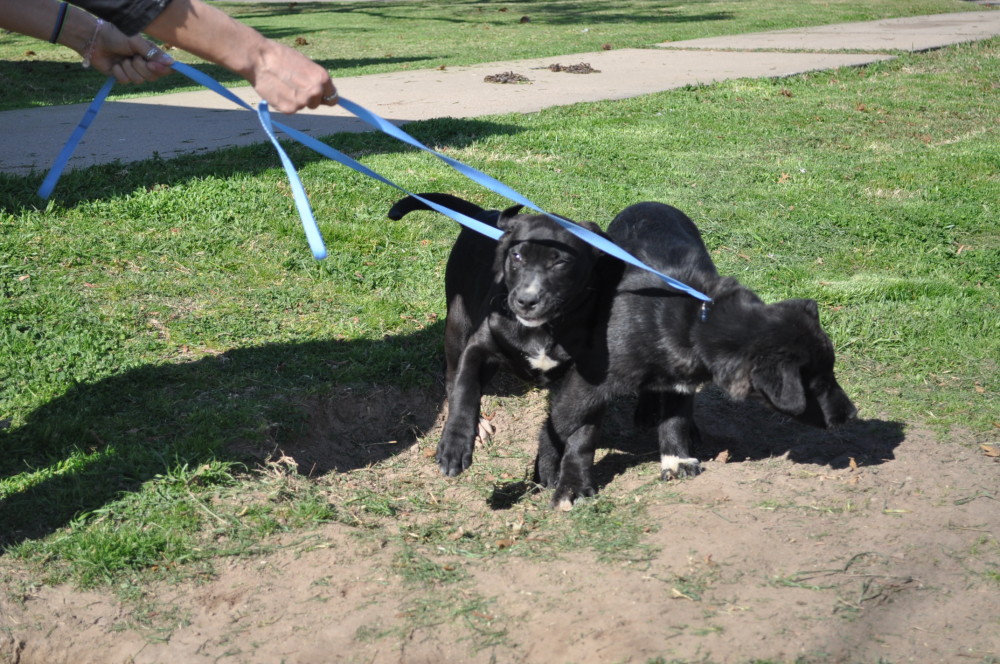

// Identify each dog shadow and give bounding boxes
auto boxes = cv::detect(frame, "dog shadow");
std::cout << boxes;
[0,323,449,548]
[482,384,905,507]
[590,385,904,492]
[489,388,905,510]
[487,385,904,510]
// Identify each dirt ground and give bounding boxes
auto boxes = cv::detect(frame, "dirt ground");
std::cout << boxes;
[2,382,998,664]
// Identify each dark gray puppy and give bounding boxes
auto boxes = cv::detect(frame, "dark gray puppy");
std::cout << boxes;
[536,202,857,510]
[388,193,618,477]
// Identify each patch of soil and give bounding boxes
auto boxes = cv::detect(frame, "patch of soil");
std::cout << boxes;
[3,385,998,664]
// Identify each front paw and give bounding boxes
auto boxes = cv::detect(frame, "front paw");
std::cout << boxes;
[549,481,596,511]
[660,455,702,481]
[436,433,473,477]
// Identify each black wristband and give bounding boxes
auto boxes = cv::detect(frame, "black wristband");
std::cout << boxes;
[49,2,70,44]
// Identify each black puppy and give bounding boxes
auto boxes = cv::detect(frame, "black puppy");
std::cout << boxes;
[537,202,857,510]
[388,193,617,477]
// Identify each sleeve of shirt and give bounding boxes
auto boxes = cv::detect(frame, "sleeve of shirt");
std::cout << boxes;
[68,0,173,36]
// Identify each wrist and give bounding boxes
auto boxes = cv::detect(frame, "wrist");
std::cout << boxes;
[230,29,273,84]
[56,5,98,56]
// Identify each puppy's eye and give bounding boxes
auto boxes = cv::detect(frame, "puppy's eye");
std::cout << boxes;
[510,251,523,262]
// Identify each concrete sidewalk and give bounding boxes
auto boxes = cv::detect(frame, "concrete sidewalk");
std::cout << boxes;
[1,10,997,177]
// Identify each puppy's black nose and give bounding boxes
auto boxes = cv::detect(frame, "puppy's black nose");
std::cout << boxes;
[513,292,540,312]
[826,399,858,428]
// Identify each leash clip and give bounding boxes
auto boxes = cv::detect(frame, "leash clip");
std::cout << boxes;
[699,301,711,322]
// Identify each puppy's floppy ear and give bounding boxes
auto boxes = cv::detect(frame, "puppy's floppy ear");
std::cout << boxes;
[578,220,608,238]
[751,362,807,416]
[496,205,524,231]
[785,298,820,321]
[576,220,610,255]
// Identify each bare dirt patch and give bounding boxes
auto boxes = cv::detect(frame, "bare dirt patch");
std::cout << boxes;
[2,383,998,664]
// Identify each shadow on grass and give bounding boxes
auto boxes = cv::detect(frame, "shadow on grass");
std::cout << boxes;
[0,322,449,549]
[0,115,525,209]
[235,1,735,28]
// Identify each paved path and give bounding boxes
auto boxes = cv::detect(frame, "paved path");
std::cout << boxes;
[2,10,998,176]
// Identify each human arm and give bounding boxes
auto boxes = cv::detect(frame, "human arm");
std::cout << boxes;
[0,0,173,83]
[67,0,338,113]
[141,0,337,113]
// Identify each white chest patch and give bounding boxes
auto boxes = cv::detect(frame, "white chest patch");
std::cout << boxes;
[527,350,561,372]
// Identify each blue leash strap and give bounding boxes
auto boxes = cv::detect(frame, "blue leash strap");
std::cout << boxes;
[37,65,501,253]
[37,76,115,199]
[255,101,327,259]
[257,107,504,242]
[39,62,711,303]
[339,97,711,303]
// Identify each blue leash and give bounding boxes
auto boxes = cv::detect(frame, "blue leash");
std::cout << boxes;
[39,63,712,304]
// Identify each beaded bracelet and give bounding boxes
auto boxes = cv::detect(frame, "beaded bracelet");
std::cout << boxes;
[81,18,104,68]
[49,2,69,44]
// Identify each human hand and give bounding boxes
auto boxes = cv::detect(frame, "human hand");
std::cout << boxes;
[246,40,338,114]
[89,22,175,84]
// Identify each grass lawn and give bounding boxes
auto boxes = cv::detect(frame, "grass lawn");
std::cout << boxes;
[1,0,997,598]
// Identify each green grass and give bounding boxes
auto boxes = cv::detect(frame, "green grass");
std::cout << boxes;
[1,1,998,612]
[0,0,980,111]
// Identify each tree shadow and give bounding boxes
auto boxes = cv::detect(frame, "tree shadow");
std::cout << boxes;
[0,322,448,549]
[239,1,734,29]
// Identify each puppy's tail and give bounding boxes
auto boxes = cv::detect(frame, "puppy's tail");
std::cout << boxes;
[387,193,490,221]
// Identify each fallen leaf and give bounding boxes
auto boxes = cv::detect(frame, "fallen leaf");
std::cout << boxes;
[980,444,1000,458]
[294,36,309,46]
[778,172,791,183]
[495,539,515,549]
